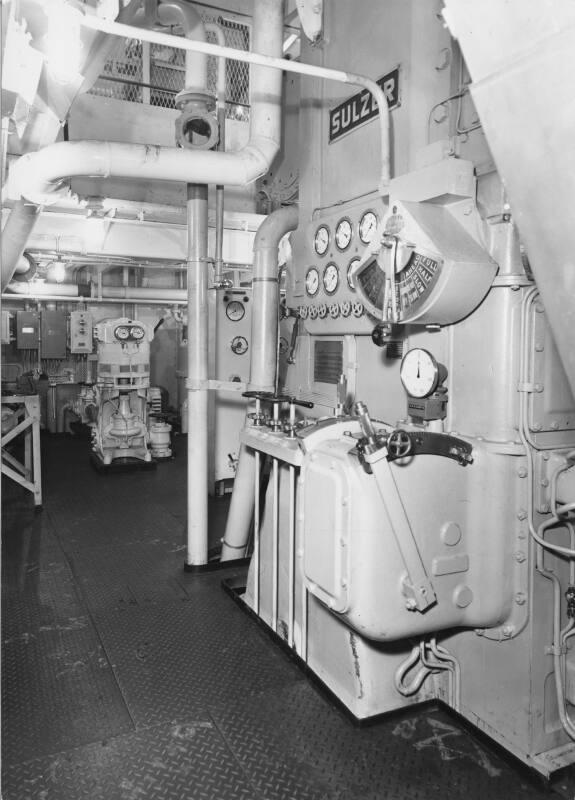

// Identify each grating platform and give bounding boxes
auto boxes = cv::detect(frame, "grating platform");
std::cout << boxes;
[1,434,569,799]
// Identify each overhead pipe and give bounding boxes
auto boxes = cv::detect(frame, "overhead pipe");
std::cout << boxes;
[3,2,390,286]
[5,280,188,301]
[220,203,298,562]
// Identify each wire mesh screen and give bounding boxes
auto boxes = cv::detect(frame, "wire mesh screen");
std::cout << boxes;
[89,14,251,121]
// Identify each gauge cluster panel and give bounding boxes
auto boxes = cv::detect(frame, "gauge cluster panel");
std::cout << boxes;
[291,198,385,335]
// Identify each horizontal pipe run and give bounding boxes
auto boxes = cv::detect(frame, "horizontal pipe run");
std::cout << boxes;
[79,13,390,189]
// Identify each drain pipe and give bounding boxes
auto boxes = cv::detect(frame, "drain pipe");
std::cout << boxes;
[220,204,299,562]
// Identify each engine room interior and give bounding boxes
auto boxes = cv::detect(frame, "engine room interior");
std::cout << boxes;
[3,0,575,797]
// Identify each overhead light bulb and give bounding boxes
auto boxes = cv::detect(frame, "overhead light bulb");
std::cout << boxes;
[43,0,84,84]
[48,260,66,283]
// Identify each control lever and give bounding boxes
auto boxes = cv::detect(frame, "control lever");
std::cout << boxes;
[243,391,313,433]
[285,396,315,438]
[353,400,436,613]
[286,311,300,365]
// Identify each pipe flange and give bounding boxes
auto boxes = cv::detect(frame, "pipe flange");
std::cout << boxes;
[175,107,219,151]
[175,90,215,113]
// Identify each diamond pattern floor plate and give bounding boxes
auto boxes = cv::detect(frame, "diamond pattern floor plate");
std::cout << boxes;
[1,716,260,800]
[94,589,304,728]
[211,681,548,800]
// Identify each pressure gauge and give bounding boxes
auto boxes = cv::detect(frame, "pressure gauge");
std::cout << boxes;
[359,210,378,244]
[400,348,441,398]
[115,326,130,340]
[305,267,320,297]
[323,263,339,295]
[226,300,245,322]
[347,257,360,291]
[231,335,248,355]
[131,326,145,340]
[313,225,330,256]
[335,218,353,251]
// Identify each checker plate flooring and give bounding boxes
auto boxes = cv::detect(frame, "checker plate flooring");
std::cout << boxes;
[1,434,570,799]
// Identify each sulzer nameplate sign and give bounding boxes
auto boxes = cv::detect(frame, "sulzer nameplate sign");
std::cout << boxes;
[329,66,401,144]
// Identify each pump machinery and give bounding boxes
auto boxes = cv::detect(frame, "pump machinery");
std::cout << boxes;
[88,317,157,466]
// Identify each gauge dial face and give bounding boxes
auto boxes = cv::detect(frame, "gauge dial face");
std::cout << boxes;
[305,267,320,297]
[335,218,353,251]
[226,300,245,322]
[115,326,130,340]
[347,258,360,291]
[231,335,248,354]
[400,348,439,398]
[323,263,339,295]
[359,210,378,244]
[314,225,330,256]
[131,326,145,340]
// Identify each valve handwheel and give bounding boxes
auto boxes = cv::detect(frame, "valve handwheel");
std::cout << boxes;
[387,429,412,458]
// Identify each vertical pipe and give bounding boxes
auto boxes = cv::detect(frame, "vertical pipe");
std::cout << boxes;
[254,448,261,614]
[288,464,295,648]
[205,22,227,286]
[272,456,279,632]
[185,183,209,567]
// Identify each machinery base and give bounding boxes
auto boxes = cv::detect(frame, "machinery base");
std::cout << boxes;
[90,453,158,473]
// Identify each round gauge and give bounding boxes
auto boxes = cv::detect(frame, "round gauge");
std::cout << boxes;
[323,263,339,295]
[359,210,378,244]
[305,267,320,297]
[231,335,248,355]
[131,326,145,340]
[313,225,330,256]
[115,326,130,340]
[347,257,360,291]
[226,300,245,322]
[400,348,440,398]
[335,218,353,251]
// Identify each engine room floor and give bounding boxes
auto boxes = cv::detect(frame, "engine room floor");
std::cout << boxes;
[2,433,572,799]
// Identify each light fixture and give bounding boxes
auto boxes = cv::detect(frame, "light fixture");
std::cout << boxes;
[43,0,84,85]
[47,259,66,283]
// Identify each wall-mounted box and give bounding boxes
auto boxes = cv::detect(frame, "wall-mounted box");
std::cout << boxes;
[16,310,39,349]
[41,311,67,359]
[69,310,93,354]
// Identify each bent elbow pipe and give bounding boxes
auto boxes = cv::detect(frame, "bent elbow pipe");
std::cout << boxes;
[249,204,299,392]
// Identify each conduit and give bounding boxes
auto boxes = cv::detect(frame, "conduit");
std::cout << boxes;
[220,204,298,562]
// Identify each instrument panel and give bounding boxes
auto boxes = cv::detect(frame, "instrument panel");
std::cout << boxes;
[292,200,384,335]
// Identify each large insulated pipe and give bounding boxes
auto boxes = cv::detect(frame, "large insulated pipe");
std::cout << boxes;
[249,204,298,392]
[185,184,209,567]
[156,1,207,93]
[220,204,298,562]
[1,201,41,289]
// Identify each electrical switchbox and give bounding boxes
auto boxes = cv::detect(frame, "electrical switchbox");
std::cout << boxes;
[69,310,93,353]
[16,310,39,349]
[41,311,67,359]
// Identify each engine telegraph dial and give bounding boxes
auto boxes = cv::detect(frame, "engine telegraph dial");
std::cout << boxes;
[323,263,340,295]
[305,267,320,297]
[226,300,245,322]
[359,210,378,244]
[335,218,353,251]
[400,348,441,398]
[313,225,330,256]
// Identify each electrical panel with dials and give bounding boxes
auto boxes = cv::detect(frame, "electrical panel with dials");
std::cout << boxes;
[69,311,93,354]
